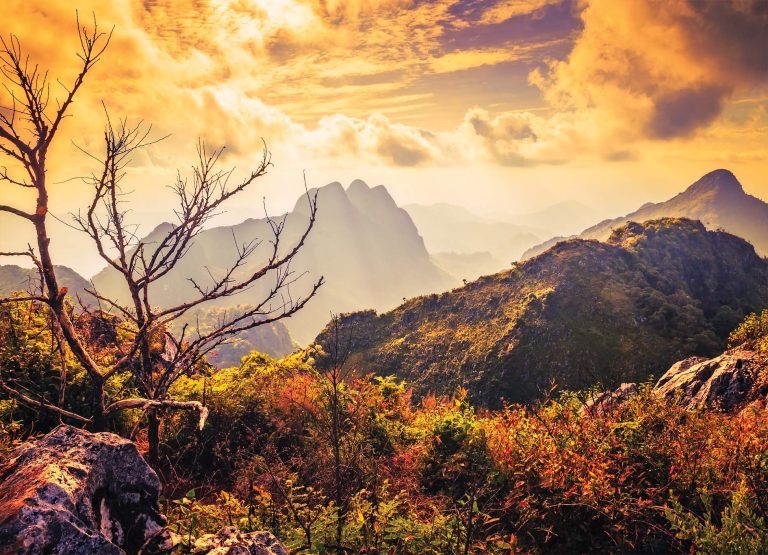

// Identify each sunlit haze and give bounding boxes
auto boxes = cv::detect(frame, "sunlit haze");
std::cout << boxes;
[2,0,767,275]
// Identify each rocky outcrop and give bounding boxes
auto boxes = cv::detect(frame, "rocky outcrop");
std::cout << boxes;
[0,426,291,555]
[582,383,639,415]
[0,425,173,555]
[581,348,760,415]
[191,527,288,555]
[654,349,757,411]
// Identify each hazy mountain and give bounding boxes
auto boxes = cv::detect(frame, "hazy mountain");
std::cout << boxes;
[522,169,768,260]
[0,264,90,300]
[431,251,505,282]
[511,200,602,237]
[316,218,768,406]
[404,200,603,278]
[173,306,297,366]
[92,180,456,346]
[404,203,542,268]
[521,235,574,260]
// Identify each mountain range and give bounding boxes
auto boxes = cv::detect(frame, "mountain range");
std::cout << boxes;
[403,203,540,280]
[404,200,603,281]
[89,180,456,347]
[316,218,768,406]
[509,200,602,237]
[522,169,768,260]
[2,168,766,375]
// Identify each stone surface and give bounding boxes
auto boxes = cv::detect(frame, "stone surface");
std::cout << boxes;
[192,527,289,555]
[0,425,171,555]
[653,349,756,411]
[582,382,640,415]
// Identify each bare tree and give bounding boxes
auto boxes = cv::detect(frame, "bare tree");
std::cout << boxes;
[0,16,322,463]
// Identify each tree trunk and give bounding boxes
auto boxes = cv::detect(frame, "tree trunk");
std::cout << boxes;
[147,409,160,465]
[91,383,107,432]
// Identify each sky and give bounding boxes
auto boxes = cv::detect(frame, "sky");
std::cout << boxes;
[2,0,768,275]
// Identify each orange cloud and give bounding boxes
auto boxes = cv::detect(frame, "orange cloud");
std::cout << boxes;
[2,0,766,178]
[531,0,768,143]
[479,0,565,24]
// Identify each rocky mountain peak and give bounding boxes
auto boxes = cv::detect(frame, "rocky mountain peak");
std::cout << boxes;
[684,168,744,197]
[347,178,371,194]
[293,180,349,215]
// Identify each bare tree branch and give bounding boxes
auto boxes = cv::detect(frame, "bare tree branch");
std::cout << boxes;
[103,398,208,430]
[0,376,91,424]
[0,204,35,220]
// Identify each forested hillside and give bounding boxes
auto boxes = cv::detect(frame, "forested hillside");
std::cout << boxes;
[318,218,768,404]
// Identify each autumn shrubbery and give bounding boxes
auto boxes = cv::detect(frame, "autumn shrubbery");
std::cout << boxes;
[5,307,768,552]
[0,299,139,436]
[159,343,768,553]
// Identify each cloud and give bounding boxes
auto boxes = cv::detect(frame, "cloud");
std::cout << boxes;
[428,38,567,74]
[307,113,444,166]
[461,108,538,166]
[4,0,553,171]
[466,108,536,141]
[679,1,768,84]
[3,0,767,178]
[478,0,565,24]
[429,48,514,74]
[604,149,637,162]
[647,85,727,139]
[531,0,768,144]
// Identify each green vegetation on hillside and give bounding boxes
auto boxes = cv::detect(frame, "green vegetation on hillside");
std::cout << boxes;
[317,218,768,405]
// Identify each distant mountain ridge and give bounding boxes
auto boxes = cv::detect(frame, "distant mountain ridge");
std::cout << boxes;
[430,251,502,283]
[522,169,768,260]
[316,218,768,406]
[91,179,456,346]
[403,203,542,278]
[511,200,601,237]
[0,265,90,299]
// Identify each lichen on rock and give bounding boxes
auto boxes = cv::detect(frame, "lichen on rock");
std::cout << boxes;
[191,527,288,555]
[0,425,173,555]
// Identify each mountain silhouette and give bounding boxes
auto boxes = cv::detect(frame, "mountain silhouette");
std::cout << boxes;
[522,169,768,260]
[91,180,456,346]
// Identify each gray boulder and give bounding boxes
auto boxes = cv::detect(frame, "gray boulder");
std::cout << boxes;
[653,349,756,411]
[0,425,290,555]
[191,527,288,555]
[0,425,173,555]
